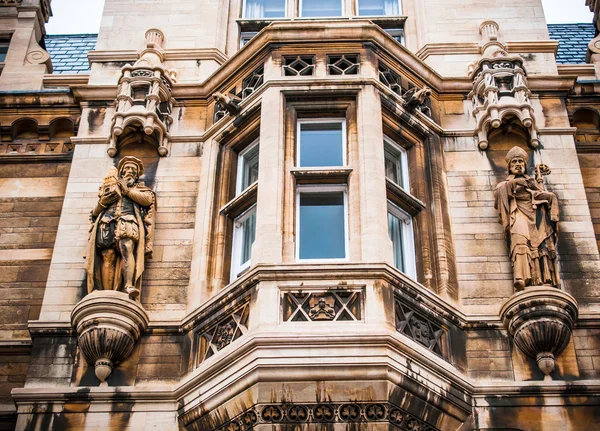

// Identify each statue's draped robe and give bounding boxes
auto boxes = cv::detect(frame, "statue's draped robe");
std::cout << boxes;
[85,184,155,294]
[494,174,560,287]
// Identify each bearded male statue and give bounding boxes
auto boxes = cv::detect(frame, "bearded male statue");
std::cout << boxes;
[85,156,155,300]
[494,146,560,291]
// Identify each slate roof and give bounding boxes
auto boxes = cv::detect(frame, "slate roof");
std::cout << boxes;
[548,23,596,64]
[45,34,97,74]
[42,24,596,73]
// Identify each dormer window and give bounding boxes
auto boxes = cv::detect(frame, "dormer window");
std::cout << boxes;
[244,0,286,18]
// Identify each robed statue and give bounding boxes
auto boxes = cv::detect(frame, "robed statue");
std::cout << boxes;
[494,146,560,291]
[85,156,155,300]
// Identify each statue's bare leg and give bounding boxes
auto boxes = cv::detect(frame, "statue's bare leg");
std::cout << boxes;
[119,238,139,300]
[100,248,117,290]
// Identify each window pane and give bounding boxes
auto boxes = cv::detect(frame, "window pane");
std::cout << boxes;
[358,0,399,16]
[388,212,404,271]
[240,210,256,265]
[245,0,286,18]
[241,144,259,191]
[301,0,342,17]
[300,192,345,259]
[384,145,402,186]
[0,45,8,63]
[299,122,344,167]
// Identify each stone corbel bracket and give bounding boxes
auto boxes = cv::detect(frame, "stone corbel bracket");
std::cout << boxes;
[71,290,149,386]
[468,55,540,150]
[108,29,177,158]
[500,286,578,377]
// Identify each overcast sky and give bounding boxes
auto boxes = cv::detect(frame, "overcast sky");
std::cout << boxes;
[45,0,593,35]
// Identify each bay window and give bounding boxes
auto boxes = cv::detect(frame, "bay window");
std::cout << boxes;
[357,0,401,16]
[300,0,343,17]
[388,202,415,277]
[236,139,259,195]
[231,205,257,278]
[384,137,409,189]
[243,0,286,18]
[297,186,348,260]
[297,119,346,167]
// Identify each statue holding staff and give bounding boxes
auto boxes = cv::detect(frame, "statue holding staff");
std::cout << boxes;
[494,146,560,290]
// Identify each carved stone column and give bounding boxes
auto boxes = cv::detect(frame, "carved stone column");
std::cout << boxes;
[500,287,578,376]
[71,291,149,385]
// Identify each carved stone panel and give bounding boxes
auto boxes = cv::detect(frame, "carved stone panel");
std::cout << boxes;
[395,297,446,357]
[282,289,363,322]
[196,301,250,365]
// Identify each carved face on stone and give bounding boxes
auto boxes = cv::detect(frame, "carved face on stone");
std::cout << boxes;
[120,162,139,186]
[509,157,526,176]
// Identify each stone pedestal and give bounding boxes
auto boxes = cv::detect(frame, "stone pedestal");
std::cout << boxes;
[500,286,578,376]
[71,290,149,385]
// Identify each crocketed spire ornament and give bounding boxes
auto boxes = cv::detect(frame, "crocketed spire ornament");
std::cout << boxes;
[108,29,177,158]
[468,21,540,150]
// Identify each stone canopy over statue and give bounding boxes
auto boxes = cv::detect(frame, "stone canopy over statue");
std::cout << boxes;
[85,156,155,300]
[494,146,560,291]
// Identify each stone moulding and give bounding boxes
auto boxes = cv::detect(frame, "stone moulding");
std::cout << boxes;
[500,286,578,376]
[71,290,149,386]
[469,54,540,150]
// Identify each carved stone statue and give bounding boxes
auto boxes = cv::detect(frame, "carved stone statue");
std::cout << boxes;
[494,146,560,290]
[85,156,155,300]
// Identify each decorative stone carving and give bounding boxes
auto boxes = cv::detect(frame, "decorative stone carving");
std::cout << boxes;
[401,86,432,116]
[494,147,560,291]
[469,21,539,150]
[71,290,149,385]
[212,91,241,116]
[500,286,578,376]
[283,55,315,76]
[196,301,249,365]
[395,297,446,357]
[24,35,52,72]
[282,290,363,322]
[182,402,439,431]
[308,296,336,320]
[85,157,155,301]
[108,29,177,157]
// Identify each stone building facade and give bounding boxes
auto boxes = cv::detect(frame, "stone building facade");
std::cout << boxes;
[1,0,600,430]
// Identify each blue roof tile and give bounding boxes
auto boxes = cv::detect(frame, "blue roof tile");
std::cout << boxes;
[45,34,97,74]
[548,23,596,64]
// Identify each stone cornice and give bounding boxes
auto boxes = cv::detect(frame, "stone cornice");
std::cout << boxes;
[88,47,228,64]
[415,41,559,60]
[557,64,596,77]
[42,74,90,87]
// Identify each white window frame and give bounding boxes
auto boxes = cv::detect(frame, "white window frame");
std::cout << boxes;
[296,118,347,168]
[299,0,344,17]
[240,31,258,48]
[242,0,288,19]
[231,204,257,280]
[387,201,416,279]
[386,28,405,44]
[384,136,409,190]
[355,0,402,16]
[236,138,260,195]
[296,185,349,262]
